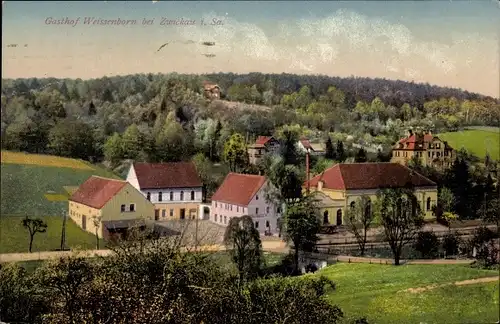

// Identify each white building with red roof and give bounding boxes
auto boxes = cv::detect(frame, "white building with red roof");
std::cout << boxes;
[210,173,282,235]
[126,162,203,220]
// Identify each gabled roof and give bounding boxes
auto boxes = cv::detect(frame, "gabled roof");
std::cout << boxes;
[305,163,436,190]
[69,176,127,209]
[256,136,273,145]
[211,173,267,206]
[133,162,202,190]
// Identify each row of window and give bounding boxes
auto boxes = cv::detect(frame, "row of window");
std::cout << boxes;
[215,201,282,214]
[348,197,434,212]
[393,150,449,158]
[213,213,274,229]
[146,191,196,202]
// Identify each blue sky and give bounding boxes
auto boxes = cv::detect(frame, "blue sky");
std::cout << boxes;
[2,1,499,96]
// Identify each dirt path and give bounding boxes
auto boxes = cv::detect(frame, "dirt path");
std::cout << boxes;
[402,276,499,294]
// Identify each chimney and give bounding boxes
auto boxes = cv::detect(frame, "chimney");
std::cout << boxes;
[306,149,310,194]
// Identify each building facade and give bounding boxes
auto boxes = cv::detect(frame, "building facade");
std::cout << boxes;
[391,130,455,170]
[304,162,438,225]
[68,176,154,239]
[127,162,203,220]
[247,136,281,165]
[210,173,282,235]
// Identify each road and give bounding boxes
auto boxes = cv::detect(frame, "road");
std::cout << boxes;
[0,240,288,263]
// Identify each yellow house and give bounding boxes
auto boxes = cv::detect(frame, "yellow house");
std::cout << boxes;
[68,176,154,239]
[390,130,455,170]
[126,162,203,220]
[305,162,438,225]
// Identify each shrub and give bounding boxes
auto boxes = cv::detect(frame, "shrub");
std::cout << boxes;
[413,231,439,259]
[442,232,461,257]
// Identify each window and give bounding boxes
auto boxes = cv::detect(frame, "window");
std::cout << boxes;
[266,221,270,228]
[255,221,259,228]
[256,195,259,200]
[120,204,126,212]
[437,152,441,157]
[230,205,233,211]
[350,201,355,209]
[237,206,239,212]
[256,207,259,214]
[336,209,342,225]
[224,216,227,224]
[170,191,173,200]
[180,191,184,200]
[277,207,281,213]
[215,202,218,208]
[266,206,270,214]
[436,143,441,149]
[158,192,163,202]
[170,209,174,217]
[146,192,151,201]
[191,191,195,200]
[214,214,217,221]
[219,215,222,223]
[129,204,135,212]
[162,209,166,217]
[428,152,431,158]
[426,197,431,211]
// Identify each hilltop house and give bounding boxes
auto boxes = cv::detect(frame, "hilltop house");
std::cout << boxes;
[203,81,221,100]
[210,173,282,235]
[247,136,281,165]
[304,162,438,225]
[126,162,203,220]
[391,130,454,170]
[297,138,326,156]
[68,176,154,239]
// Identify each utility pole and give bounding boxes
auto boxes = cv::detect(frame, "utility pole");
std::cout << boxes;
[60,210,67,250]
[195,210,199,251]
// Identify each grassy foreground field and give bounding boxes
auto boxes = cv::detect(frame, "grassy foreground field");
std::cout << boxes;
[320,263,499,323]
[439,128,500,161]
[0,216,104,253]
[1,151,120,216]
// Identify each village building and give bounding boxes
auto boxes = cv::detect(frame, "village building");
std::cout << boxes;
[210,173,282,235]
[304,162,438,225]
[391,130,455,170]
[297,138,326,156]
[126,162,203,220]
[247,136,281,165]
[68,176,154,239]
[203,81,221,100]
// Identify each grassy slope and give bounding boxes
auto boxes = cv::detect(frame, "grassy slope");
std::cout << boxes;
[320,263,499,323]
[0,215,104,253]
[439,128,500,161]
[1,155,121,216]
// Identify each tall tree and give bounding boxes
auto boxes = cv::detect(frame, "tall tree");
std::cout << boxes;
[324,136,336,160]
[283,195,321,274]
[223,133,248,172]
[445,156,473,219]
[336,140,345,162]
[354,148,367,163]
[345,196,375,256]
[376,188,425,265]
[223,215,263,283]
[22,217,48,253]
[103,132,124,165]
[47,120,95,160]
[121,124,143,160]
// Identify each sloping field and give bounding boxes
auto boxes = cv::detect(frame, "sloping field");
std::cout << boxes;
[439,128,500,160]
[320,263,499,323]
[1,151,121,216]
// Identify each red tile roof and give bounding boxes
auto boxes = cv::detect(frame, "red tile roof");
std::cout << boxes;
[133,162,202,189]
[396,134,436,150]
[256,136,272,145]
[305,163,436,190]
[69,176,127,209]
[211,173,266,206]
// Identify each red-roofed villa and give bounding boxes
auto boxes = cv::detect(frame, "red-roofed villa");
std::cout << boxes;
[247,136,281,165]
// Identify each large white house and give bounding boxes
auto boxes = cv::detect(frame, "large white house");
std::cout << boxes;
[210,173,282,235]
[126,162,203,220]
